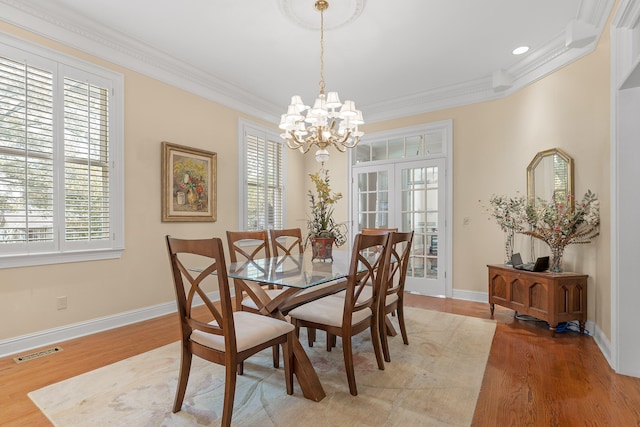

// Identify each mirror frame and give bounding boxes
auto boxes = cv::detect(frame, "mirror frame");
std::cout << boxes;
[526,148,574,202]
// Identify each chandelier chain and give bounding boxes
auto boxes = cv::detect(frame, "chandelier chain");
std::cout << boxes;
[319,7,325,95]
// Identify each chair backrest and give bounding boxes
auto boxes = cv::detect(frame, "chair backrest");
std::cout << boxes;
[361,228,397,254]
[382,231,414,301]
[226,230,271,263]
[165,236,237,354]
[343,233,390,320]
[226,230,272,309]
[269,228,303,256]
[361,227,398,235]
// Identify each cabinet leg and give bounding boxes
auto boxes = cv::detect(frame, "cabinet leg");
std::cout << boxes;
[579,322,585,335]
[489,303,495,317]
[549,325,557,337]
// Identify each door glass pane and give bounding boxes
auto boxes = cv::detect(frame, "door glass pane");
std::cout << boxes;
[358,173,368,191]
[367,192,376,211]
[356,170,389,231]
[400,165,439,281]
[367,172,377,191]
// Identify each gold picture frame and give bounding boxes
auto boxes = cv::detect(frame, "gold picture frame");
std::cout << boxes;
[162,141,217,222]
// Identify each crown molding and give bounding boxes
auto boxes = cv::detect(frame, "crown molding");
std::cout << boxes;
[0,0,615,125]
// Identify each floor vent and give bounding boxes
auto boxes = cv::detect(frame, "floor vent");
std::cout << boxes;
[13,347,63,363]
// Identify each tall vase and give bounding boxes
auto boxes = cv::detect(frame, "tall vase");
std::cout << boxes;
[187,188,198,207]
[504,229,515,264]
[550,246,564,273]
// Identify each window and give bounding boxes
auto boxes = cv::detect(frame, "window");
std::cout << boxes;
[353,121,449,165]
[0,35,124,268]
[238,120,284,231]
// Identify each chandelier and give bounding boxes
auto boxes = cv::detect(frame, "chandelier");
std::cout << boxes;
[278,0,364,164]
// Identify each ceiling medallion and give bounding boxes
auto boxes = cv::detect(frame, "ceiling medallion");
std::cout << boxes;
[278,0,365,31]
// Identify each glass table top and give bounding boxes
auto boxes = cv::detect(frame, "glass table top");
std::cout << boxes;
[228,250,353,289]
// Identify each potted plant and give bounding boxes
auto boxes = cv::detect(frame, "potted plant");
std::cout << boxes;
[305,169,348,261]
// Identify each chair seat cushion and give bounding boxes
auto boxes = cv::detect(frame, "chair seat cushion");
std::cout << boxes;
[288,295,372,328]
[191,311,294,352]
[241,289,284,310]
[332,287,399,307]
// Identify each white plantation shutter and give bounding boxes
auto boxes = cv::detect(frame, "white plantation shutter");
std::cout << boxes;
[63,78,110,242]
[240,121,284,231]
[0,56,55,249]
[0,37,123,267]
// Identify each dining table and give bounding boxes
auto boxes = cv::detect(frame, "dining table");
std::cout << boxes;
[227,249,355,402]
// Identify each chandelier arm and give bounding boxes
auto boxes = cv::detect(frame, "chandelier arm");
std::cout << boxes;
[289,131,313,153]
[285,137,302,150]
[329,130,353,151]
[342,135,360,149]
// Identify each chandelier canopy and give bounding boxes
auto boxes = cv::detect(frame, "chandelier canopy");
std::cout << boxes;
[279,0,364,164]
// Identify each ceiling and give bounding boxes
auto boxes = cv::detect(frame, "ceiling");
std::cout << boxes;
[0,0,614,124]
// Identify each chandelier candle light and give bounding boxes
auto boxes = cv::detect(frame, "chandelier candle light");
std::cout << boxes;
[279,0,364,164]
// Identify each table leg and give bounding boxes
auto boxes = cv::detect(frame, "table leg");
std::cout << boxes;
[291,338,326,401]
[242,283,327,401]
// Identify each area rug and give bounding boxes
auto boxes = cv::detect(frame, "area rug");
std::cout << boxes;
[28,308,496,426]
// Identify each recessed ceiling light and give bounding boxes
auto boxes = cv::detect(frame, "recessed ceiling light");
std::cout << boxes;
[512,46,530,55]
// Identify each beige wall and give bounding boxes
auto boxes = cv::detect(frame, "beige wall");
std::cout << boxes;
[0,23,307,340]
[352,21,611,336]
[0,15,612,343]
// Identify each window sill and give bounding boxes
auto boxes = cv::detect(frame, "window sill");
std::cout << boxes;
[0,248,125,269]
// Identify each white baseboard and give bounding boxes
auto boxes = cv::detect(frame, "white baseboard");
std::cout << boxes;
[452,289,488,303]
[0,292,219,359]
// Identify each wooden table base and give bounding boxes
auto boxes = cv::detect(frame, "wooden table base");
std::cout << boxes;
[291,337,326,401]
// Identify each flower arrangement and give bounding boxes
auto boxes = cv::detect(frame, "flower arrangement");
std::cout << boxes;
[305,169,348,248]
[484,193,528,263]
[179,173,204,195]
[173,159,207,207]
[521,190,600,271]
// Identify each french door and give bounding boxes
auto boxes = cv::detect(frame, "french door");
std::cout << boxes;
[352,158,446,296]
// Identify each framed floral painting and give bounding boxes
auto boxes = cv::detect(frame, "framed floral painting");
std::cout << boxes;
[161,141,217,222]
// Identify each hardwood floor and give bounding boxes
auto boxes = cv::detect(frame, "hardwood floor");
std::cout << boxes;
[2,294,639,426]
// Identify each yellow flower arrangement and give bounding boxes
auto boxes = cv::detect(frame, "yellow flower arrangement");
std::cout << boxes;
[305,169,348,248]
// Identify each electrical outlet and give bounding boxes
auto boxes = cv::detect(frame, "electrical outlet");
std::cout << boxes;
[56,296,68,310]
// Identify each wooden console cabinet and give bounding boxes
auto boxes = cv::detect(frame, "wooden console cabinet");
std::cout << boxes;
[487,264,588,335]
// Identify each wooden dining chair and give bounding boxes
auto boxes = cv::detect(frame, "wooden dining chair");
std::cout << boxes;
[361,227,398,235]
[379,231,414,362]
[269,227,337,347]
[269,228,304,256]
[287,233,388,396]
[226,230,283,370]
[361,228,397,254]
[165,236,294,427]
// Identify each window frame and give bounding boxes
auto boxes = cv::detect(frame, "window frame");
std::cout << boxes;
[237,119,286,232]
[0,33,124,268]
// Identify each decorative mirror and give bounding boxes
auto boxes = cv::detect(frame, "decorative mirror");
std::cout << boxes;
[527,148,574,202]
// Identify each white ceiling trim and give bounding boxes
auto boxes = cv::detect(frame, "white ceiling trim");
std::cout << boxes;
[0,0,615,125]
